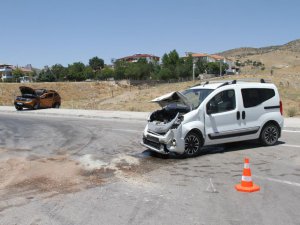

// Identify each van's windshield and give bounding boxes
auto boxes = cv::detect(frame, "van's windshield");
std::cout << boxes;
[181,88,213,109]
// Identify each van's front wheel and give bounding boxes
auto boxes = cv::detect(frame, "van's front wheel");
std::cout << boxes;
[184,131,203,157]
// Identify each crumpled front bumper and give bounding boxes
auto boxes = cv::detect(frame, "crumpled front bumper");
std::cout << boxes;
[140,125,185,154]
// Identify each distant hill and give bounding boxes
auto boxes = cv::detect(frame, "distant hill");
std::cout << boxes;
[219,39,300,58]
[218,39,300,75]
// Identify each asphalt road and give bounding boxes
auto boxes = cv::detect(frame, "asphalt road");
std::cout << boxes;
[0,112,300,225]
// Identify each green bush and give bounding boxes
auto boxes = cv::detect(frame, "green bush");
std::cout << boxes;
[287,107,297,117]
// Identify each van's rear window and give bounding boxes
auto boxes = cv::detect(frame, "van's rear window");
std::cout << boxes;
[241,88,275,108]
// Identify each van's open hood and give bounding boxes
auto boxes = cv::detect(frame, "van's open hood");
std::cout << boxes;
[151,91,191,108]
[19,86,35,96]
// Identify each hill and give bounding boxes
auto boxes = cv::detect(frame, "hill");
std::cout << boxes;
[219,39,300,57]
[218,39,300,76]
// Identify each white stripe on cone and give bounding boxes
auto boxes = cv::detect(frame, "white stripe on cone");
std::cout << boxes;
[244,163,250,169]
[242,176,252,182]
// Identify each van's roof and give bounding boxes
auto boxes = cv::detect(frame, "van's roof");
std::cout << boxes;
[190,81,276,90]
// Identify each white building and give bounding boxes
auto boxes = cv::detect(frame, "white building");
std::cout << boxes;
[0,64,13,81]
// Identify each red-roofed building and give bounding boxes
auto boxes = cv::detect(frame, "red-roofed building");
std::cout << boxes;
[118,54,160,63]
[185,52,227,63]
[210,54,225,61]
[185,52,237,75]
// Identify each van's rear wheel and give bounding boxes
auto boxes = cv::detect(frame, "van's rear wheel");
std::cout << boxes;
[184,131,203,157]
[260,123,279,146]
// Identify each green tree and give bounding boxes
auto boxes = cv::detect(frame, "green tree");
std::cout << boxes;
[162,50,181,74]
[124,58,154,80]
[149,62,161,80]
[51,64,67,81]
[114,60,128,79]
[206,62,228,75]
[125,63,140,80]
[89,57,104,71]
[84,66,95,80]
[67,62,86,81]
[158,68,172,80]
[99,67,115,80]
[12,68,24,81]
[195,59,208,74]
[176,55,193,79]
[38,68,56,82]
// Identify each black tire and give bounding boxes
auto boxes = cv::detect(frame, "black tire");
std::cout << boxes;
[33,103,40,110]
[15,106,23,111]
[184,131,203,157]
[53,103,60,108]
[260,123,279,146]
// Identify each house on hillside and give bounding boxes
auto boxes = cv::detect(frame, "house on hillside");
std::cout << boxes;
[0,64,34,82]
[185,52,238,75]
[117,54,160,63]
[185,52,228,63]
[0,64,13,81]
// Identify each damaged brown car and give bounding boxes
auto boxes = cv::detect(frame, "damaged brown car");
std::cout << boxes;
[14,86,61,110]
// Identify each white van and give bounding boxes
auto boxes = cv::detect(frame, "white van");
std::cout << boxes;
[141,79,284,157]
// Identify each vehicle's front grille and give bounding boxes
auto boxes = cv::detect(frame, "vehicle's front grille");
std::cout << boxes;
[146,135,159,143]
[143,137,161,149]
[148,130,166,135]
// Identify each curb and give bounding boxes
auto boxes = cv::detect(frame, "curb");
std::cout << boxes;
[0,106,149,121]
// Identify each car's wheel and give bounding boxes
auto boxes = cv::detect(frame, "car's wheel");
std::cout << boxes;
[260,123,279,146]
[15,106,23,111]
[184,131,203,157]
[53,103,60,108]
[33,103,40,110]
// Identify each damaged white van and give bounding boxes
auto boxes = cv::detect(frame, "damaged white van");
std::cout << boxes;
[141,80,284,157]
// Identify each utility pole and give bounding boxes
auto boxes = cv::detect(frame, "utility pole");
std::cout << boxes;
[192,60,196,81]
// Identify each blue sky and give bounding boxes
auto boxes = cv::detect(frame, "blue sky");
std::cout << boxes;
[1,0,299,68]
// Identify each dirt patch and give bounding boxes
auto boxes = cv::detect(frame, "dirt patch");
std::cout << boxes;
[0,156,88,194]
[0,153,161,197]
[0,151,173,212]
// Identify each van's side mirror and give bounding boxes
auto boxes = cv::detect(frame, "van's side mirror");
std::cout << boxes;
[207,102,217,115]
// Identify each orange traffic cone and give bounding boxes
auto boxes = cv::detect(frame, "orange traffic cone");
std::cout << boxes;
[235,158,260,192]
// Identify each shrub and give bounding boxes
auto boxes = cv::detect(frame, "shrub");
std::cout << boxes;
[287,107,297,117]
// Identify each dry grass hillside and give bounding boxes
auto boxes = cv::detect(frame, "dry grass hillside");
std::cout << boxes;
[0,74,299,116]
[220,39,300,76]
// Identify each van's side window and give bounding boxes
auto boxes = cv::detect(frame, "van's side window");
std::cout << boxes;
[241,88,275,108]
[207,90,236,114]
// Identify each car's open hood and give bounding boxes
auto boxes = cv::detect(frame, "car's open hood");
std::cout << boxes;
[19,86,35,95]
[151,91,192,108]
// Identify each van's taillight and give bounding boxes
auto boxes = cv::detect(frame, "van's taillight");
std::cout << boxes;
[280,100,283,115]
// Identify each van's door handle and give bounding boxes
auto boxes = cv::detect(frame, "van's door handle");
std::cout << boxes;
[242,111,246,119]
[237,111,240,120]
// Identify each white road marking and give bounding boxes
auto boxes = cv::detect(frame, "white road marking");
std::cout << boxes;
[282,144,300,148]
[282,129,300,133]
[206,178,217,193]
[254,175,300,187]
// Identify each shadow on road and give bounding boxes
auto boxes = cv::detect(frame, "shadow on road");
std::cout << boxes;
[140,140,286,160]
